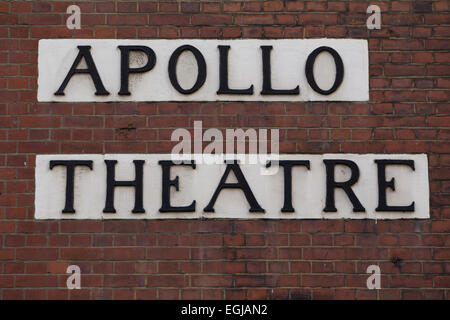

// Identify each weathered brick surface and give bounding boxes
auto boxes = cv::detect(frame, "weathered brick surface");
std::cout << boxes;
[0,0,449,300]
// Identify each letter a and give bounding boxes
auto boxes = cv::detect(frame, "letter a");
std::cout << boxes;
[366,265,381,289]
[66,265,81,289]
[366,5,381,30]
[55,46,109,96]
[66,5,81,30]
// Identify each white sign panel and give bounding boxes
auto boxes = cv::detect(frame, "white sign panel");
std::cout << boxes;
[35,154,429,220]
[38,39,369,102]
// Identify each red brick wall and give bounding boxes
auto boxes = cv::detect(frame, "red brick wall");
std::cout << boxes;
[0,0,449,300]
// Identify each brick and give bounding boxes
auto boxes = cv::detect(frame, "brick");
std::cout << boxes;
[303,275,344,287]
[147,248,189,260]
[191,275,233,287]
[299,13,338,25]
[60,248,102,260]
[105,275,145,287]
[384,65,425,77]
[107,14,147,25]
[235,14,274,25]
[16,248,58,261]
[192,14,232,25]
[147,275,187,287]
[16,275,58,287]
[0,249,15,260]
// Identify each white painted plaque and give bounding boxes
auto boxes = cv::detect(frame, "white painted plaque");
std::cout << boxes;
[35,154,429,220]
[38,39,369,102]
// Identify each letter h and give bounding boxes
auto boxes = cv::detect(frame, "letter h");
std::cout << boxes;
[103,160,145,213]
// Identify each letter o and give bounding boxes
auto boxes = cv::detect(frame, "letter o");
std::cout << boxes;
[305,46,344,95]
[168,45,207,94]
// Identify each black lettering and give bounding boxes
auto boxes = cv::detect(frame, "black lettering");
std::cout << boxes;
[204,161,264,213]
[217,45,253,95]
[305,46,344,95]
[103,160,145,213]
[49,160,93,213]
[159,160,196,212]
[168,45,206,94]
[267,160,310,212]
[375,159,415,212]
[323,159,365,212]
[55,46,109,96]
[260,45,299,95]
[118,45,156,95]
